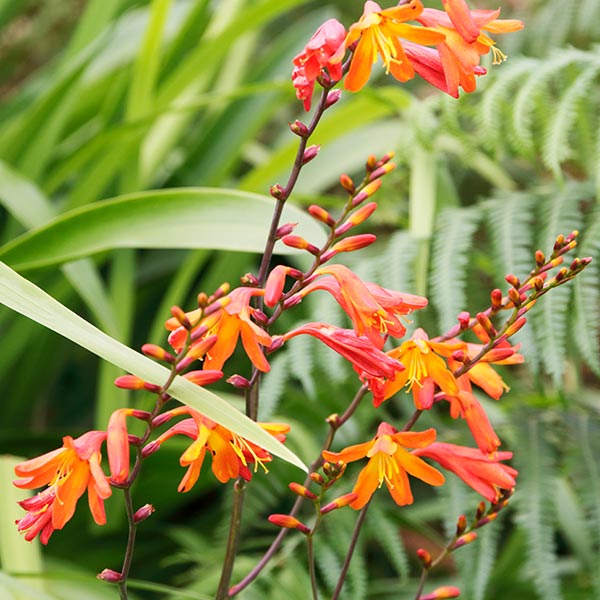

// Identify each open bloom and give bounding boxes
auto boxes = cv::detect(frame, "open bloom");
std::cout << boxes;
[298,264,427,348]
[323,424,444,509]
[168,287,272,372]
[292,18,346,111]
[414,0,524,96]
[413,442,517,502]
[149,407,289,490]
[381,328,464,409]
[14,431,111,544]
[283,322,404,380]
[344,0,445,92]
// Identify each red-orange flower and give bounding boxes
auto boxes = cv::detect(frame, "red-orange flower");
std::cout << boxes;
[413,442,517,502]
[149,407,289,490]
[415,0,524,96]
[168,287,272,372]
[14,431,111,544]
[298,264,427,348]
[381,328,464,409]
[344,0,445,92]
[322,423,444,509]
[292,18,346,111]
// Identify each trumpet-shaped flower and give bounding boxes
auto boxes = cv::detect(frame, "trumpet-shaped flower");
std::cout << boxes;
[14,431,111,544]
[292,19,347,111]
[413,442,517,502]
[168,287,272,373]
[415,0,524,96]
[344,0,445,92]
[381,328,464,409]
[323,423,444,509]
[298,264,427,348]
[150,407,289,490]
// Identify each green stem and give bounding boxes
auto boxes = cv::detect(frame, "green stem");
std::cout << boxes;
[307,535,319,600]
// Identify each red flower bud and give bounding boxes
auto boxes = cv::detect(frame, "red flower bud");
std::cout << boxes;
[330,234,376,254]
[289,482,317,500]
[352,179,381,206]
[289,120,309,137]
[451,532,477,550]
[325,89,342,108]
[456,514,467,535]
[227,374,252,389]
[270,184,286,199]
[97,569,123,583]
[182,370,223,386]
[133,504,155,523]
[417,548,432,569]
[308,204,335,226]
[419,586,461,600]
[276,222,297,239]
[340,174,355,193]
[170,305,192,329]
[320,492,358,514]
[141,344,175,363]
[268,514,311,535]
[368,162,395,181]
[302,145,320,165]
[114,375,145,390]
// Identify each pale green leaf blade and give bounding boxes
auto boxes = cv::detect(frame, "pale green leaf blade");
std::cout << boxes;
[0,263,306,472]
[0,188,325,271]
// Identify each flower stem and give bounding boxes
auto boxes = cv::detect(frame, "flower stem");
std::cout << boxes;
[331,502,370,600]
[117,488,137,599]
[307,535,319,600]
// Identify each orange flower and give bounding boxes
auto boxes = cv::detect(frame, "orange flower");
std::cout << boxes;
[415,0,524,96]
[168,287,272,372]
[344,0,445,92]
[14,431,111,544]
[299,264,427,348]
[322,423,444,509]
[149,407,289,490]
[413,442,517,502]
[381,328,464,409]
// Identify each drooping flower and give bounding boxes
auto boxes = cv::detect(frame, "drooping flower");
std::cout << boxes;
[413,442,517,502]
[282,322,404,380]
[344,0,445,92]
[168,287,272,373]
[149,407,289,490]
[381,328,464,409]
[14,431,111,544]
[414,0,524,96]
[322,423,444,509]
[292,19,347,111]
[297,264,427,348]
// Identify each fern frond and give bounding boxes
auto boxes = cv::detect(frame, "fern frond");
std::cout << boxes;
[430,206,481,331]
[258,352,290,420]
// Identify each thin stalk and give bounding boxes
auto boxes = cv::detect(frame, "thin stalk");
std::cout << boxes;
[117,488,137,599]
[331,503,370,600]
[307,535,319,600]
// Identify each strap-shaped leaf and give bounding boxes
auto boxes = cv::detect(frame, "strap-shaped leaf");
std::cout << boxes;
[0,261,306,472]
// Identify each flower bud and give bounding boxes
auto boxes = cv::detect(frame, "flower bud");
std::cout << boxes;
[240,272,259,286]
[457,311,471,330]
[376,151,395,166]
[262,265,286,306]
[142,440,160,458]
[142,344,175,364]
[310,472,325,485]
[302,145,320,165]
[330,234,376,254]
[289,482,317,501]
[289,120,309,137]
[505,274,520,288]
[507,288,522,306]
[270,184,286,200]
[366,154,377,170]
[352,179,382,206]
[133,504,155,523]
[419,586,461,600]
[308,204,335,226]
[476,512,498,528]
[490,288,503,310]
[320,492,358,514]
[268,514,311,535]
[183,370,223,386]
[170,305,192,329]
[475,312,496,337]
[340,174,355,194]
[368,162,395,181]
[142,381,162,394]
[276,222,297,239]
[267,336,285,353]
[475,501,486,520]
[324,89,342,108]
[282,234,320,255]
[227,374,252,389]
[456,514,467,536]
[535,250,545,266]
[416,548,432,569]
[451,532,477,550]
[114,375,145,390]
[97,569,123,583]
[451,350,466,362]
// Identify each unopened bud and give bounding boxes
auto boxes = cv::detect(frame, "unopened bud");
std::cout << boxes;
[308,204,335,226]
[419,586,461,600]
[276,222,297,239]
[282,234,319,255]
[142,344,175,364]
[451,532,477,550]
[505,274,520,288]
[340,174,355,194]
[476,312,496,337]
[456,514,467,535]
[330,233,376,254]
[152,412,174,428]
[253,309,269,326]
[376,151,395,166]
[533,276,544,291]
[368,162,396,182]
[310,472,325,485]
[270,184,286,200]
[183,370,223,386]
[535,250,545,266]
[476,512,498,528]
[507,288,522,306]
[302,145,320,165]
[240,272,259,286]
[417,548,432,569]
[97,569,123,583]
[320,492,358,514]
[324,89,342,108]
[475,501,486,520]
[289,119,309,137]
[553,233,565,251]
[267,336,285,353]
[289,482,317,501]
[133,504,155,523]
[114,375,145,390]
[490,289,503,310]
[171,305,192,329]
[366,154,377,170]
[142,440,160,458]
[352,179,382,206]
[268,514,311,535]
[227,374,252,389]
[265,266,288,307]
[142,381,162,394]
[197,292,208,307]
[451,350,466,362]
[457,311,471,330]
[555,267,568,282]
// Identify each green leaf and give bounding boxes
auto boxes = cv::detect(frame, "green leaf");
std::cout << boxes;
[0,262,306,472]
[0,188,326,271]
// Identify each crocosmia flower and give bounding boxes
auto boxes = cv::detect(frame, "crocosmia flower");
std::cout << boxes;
[149,407,289,490]
[413,442,517,502]
[292,18,346,111]
[322,423,444,509]
[344,0,445,92]
[14,431,111,544]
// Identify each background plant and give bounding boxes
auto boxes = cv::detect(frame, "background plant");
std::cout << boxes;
[0,1,598,599]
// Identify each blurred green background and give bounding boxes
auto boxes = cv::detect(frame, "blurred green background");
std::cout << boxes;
[0,0,598,598]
